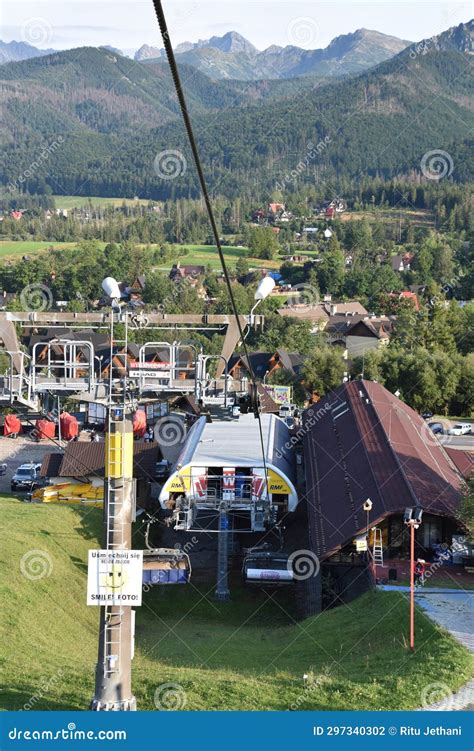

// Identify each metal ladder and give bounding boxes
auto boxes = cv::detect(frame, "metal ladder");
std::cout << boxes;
[105,404,127,550]
[372,527,384,567]
[103,608,124,678]
[103,311,129,679]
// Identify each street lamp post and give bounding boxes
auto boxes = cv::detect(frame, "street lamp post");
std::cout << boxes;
[403,507,423,652]
[363,498,373,578]
[246,276,276,336]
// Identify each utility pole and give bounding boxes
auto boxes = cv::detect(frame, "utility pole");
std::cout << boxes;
[91,308,137,711]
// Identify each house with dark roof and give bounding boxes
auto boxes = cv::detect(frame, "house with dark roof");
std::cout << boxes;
[126,276,146,303]
[169,263,205,282]
[325,315,393,357]
[228,352,273,381]
[390,252,413,272]
[128,276,146,293]
[228,349,304,383]
[303,380,467,574]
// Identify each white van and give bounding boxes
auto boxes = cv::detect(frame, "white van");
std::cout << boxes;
[448,423,472,436]
[279,404,295,419]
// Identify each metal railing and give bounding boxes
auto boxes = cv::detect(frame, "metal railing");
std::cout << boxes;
[185,474,265,506]
[31,340,96,392]
[0,351,34,405]
[134,341,198,393]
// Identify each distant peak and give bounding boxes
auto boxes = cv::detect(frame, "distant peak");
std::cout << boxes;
[100,45,125,57]
[134,43,162,61]
[206,30,258,54]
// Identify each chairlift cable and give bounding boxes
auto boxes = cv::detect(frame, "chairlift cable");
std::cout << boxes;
[151,0,270,492]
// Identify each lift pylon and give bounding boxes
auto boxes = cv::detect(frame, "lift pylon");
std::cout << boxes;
[91,314,137,712]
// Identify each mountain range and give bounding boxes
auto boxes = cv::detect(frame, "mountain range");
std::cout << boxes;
[134,28,412,79]
[1,27,410,80]
[0,39,56,65]
[0,21,472,198]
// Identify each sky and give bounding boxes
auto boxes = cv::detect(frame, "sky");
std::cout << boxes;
[1,1,472,56]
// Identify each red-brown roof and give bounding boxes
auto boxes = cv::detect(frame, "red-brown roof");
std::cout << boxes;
[41,441,159,480]
[303,380,465,560]
[445,448,474,480]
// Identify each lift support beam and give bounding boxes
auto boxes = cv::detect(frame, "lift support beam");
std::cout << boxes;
[0,311,262,328]
[0,312,261,379]
[0,320,22,373]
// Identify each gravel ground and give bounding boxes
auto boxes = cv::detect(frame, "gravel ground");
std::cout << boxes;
[0,435,62,494]
[415,591,474,653]
[417,592,473,710]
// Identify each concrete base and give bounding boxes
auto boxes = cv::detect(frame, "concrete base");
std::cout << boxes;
[90,696,137,711]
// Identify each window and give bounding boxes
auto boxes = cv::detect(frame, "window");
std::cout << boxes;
[145,402,169,421]
[88,403,106,424]
[422,519,442,549]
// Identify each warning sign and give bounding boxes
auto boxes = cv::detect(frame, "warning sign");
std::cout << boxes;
[87,549,143,606]
[354,536,368,552]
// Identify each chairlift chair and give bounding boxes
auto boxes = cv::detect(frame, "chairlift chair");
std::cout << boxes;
[242,540,292,585]
[142,548,191,585]
[242,550,293,585]
[142,516,191,585]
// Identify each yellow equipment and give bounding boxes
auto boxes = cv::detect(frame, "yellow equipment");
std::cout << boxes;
[32,482,104,507]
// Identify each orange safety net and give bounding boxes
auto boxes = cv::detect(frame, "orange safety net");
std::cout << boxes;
[132,409,147,438]
[3,414,21,436]
[60,412,79,440]
[35,419,56,440]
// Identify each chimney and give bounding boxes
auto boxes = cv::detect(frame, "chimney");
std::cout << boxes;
[330,304,337,315]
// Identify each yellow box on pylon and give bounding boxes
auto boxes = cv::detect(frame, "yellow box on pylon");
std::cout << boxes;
[105,431,133,479]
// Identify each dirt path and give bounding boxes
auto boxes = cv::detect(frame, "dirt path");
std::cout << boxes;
[0,435,62,493]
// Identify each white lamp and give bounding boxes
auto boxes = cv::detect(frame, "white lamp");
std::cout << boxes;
[102,277,121,301]
[246,276,276,336]
[254,275,276,301]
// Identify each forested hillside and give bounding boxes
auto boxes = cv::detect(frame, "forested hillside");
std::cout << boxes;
[1,32,472,200]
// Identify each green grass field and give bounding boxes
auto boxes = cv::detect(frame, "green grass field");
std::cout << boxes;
[0,240,275,271]
[0,241,80,260]
[1,495,471,711]
[159,244,279,271]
